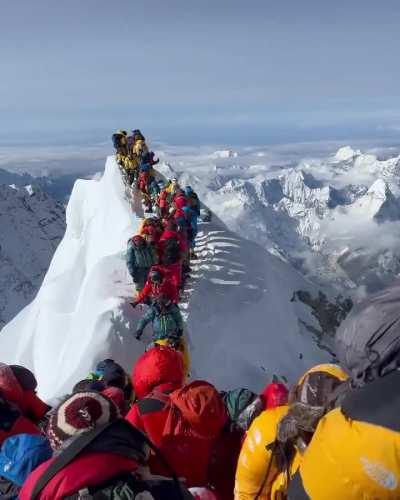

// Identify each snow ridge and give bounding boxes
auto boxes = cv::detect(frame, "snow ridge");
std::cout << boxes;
[0,156,329,400]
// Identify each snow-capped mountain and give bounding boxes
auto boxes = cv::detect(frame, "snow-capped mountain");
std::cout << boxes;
[0,158,333,401]
[0,184,65,329]
[159,145,400,295]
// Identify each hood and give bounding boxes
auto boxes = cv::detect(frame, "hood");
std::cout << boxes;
[261,382,289,409]
[169,381,227,438]
[133,346,185,400]
[290,363,348,407]
[0,363,24,410]
[102,387,127,416]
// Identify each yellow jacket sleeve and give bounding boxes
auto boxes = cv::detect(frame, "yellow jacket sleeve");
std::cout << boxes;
[234,406,289,500]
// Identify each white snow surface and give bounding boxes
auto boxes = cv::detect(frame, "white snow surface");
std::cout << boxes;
[0,157,328,401]
[0,184,65,329]
[156,144,400,294]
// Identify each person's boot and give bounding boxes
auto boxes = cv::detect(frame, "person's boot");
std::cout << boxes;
[190,249,198,260]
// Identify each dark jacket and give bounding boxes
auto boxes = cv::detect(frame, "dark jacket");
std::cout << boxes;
[126,240,157,281]
[136,303,184,341]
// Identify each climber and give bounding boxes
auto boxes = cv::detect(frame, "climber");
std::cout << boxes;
[158,220,187,289]
[0,434,52,498]
[221,381,289,435]
[126,346,228,488]
[137,161,153,212]
[20,391,192,499]
[0,364,50,446]
[148,179,161,213]
[135,294,183,342]
[88,359,134,403]
[139,218,163,248]
[126,235,158,292]
[185,186,201,216]
[135,295,189,373]
[174,208,191,273]
[208,383,288,500]
[166,178,180,196]
[132,129,145,142]
[261,379,289,409]
[132,267,179,306]
[173,189,188,210]
[143,150,160,167]
[234,364,348,500]
[132,131,149,160]
[123,156,139,186]
[183,205,199,259]
[72,378,128,416]
[111,129,128,160]
[288,280,400,500]
[158,189,171,218]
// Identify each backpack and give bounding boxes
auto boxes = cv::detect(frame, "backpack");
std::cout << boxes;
[64,474,194,499]
[162,238,181,265]
[187,194,200,215]
[0,397,20,433]
[138,382,227,488]
[133,245,155,268]
[31,420,192,500]
[335,279,400,385]
[112,134,123,149]
[222,388,261,431]
[0,434,52,487]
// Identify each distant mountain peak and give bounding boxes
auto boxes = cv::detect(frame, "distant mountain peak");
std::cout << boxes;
[334,146,361,162]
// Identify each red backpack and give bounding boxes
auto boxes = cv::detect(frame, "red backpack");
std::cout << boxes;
[140,381,227,487]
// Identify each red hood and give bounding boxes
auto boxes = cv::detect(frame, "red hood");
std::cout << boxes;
[102,387,127,415]
[169,381,227,438]
[261,382,289,409]
[0,363,24,410]
[19,452,138,500]
[160,230,179,241]
[175,195,187,208]
[133,346,185,400]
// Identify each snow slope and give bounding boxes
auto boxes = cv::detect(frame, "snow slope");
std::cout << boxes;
[0,184,65,329]
[0,157,328,400]
[157,145,400,294]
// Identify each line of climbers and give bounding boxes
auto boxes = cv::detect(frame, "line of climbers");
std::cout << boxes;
[114,128,203,379]
[0,131,399,499]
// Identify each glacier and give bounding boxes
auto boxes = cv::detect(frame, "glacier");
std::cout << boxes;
[0,157,330,401]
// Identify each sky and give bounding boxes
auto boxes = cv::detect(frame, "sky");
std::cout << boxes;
[1,0,400,146]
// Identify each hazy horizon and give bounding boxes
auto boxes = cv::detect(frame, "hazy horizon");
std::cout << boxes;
[1,0,400,146]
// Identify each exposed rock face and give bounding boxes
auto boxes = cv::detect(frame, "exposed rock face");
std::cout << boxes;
[0,184,65,328]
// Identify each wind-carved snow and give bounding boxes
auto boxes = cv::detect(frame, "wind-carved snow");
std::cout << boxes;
[0,157,329,400]
[0,184,65,329]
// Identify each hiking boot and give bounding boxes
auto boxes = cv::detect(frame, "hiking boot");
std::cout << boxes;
[190,250,198,260]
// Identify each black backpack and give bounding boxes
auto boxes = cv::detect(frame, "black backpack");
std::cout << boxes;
[0,396,21,432]
[31,420,192,500]
[112,134,123,149]
[162,238,181,265]
[63,475,194,499]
